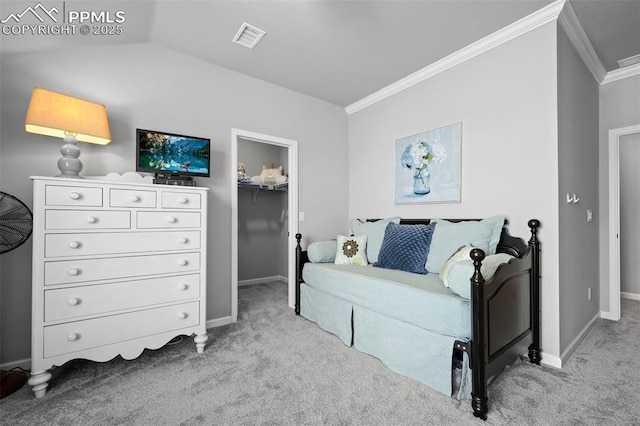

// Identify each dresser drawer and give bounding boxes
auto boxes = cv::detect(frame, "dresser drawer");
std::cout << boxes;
[43,301,200,358]
[45,185,103,207]
[46,210,131,230]
[45,231,201,257]
[109,189,157,208]
[44,252,200,285]
[44,274,200,321]
[137,211,200,228]
[162,192,201,209]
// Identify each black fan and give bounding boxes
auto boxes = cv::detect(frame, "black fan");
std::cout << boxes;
[0,192,33,254]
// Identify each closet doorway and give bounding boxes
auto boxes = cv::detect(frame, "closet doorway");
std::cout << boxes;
[607,124,640,321]
[231,129,298,322]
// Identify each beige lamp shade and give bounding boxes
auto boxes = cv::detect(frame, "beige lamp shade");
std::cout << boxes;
[25,87,111,145]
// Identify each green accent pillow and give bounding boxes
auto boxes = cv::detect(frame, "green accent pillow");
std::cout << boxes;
[307,240,337,263]
[425,215,505,273]
[349,217,401,264]
[335,235,368,266]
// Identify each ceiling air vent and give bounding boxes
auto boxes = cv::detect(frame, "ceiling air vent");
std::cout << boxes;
[232,22,266,49]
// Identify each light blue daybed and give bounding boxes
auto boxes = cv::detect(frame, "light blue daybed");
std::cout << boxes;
[295,217,541,420]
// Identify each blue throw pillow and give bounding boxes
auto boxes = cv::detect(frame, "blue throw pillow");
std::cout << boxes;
[374,222,436,274]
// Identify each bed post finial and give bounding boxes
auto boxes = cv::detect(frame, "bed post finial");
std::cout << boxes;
[527,219,542,365]
[295,233,303,315]
[469,248,488,420]
[528,219,540,241]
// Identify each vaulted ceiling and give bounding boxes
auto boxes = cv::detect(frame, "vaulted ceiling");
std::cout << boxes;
[1,0,638,108]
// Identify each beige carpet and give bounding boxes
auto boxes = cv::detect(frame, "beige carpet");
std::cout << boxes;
[1,282,639,425]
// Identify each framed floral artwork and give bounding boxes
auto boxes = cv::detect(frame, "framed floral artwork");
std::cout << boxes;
[394,122,461,204]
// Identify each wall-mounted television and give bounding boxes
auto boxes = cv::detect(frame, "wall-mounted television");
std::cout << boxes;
[136,128,210,178]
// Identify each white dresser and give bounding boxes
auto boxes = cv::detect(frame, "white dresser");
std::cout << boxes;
[28,176,208,398]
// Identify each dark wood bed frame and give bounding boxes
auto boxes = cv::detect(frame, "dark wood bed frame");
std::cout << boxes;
[294,219,541,420]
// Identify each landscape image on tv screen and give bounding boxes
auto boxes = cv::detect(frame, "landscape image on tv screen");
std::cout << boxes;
[137,129,210,176]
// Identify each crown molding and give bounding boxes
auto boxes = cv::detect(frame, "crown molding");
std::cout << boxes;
[558,0,606,83]
[602,62,640,85]
[345,0,567,115]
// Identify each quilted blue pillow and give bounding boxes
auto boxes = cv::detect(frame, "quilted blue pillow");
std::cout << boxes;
[374,222,437,274]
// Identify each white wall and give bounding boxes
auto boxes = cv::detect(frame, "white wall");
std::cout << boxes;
[598,74,640,314]
[556,25,599,355]
[0,43,349,365]
[348,23,561,359]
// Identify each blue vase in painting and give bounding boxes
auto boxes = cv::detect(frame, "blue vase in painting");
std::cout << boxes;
[413,169,431,195]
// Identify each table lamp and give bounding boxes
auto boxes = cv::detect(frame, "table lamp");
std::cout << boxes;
[25,87,111,178]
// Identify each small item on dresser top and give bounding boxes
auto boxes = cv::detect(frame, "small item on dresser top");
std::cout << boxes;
[135,128,211,187]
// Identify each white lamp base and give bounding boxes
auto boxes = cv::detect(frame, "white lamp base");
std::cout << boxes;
[57,135,83,178]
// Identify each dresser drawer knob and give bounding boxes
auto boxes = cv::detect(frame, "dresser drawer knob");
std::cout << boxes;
[67,297,81,306]
[177,312,188,320]
[177,259,188,266]
[69,192,81,200]
[67,333,80,341]
[167,217,177,224]
[178,283,189,291]
[86,216,97,224]
[68,241,81,249]
[68,268,80,276]
[177,197,188,204]
[129,195,141,202]
[178,237,188,244]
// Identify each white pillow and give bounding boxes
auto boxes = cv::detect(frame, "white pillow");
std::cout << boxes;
[440,251,514,299]
[335,235,368,266]
[439,244,474,287]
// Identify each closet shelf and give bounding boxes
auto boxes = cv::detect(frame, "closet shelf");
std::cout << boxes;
[238,182,288,203]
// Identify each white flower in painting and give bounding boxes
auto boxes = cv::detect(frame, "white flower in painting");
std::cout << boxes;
[401,140,447,171]
[430,142,447,165]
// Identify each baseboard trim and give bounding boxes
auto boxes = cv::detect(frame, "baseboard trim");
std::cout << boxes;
[600,310,618,321]
[238,275,287,287]
[539,311,600,369]
[206,315,234,328]
[0,357,31,371]
[621,292,640,301]
[540,352,562,369]
[559,311,600,367]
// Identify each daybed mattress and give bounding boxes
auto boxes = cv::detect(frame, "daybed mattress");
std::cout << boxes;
[302,263,471,339]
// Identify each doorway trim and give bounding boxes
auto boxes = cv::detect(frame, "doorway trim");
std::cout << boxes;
[605,124,640,321]
[231,128,299,322]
